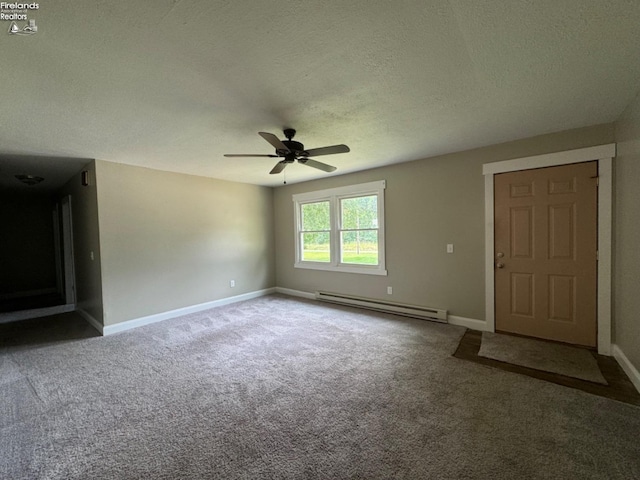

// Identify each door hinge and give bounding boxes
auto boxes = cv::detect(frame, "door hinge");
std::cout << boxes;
[590,175,599,186]
[596,250,599,261]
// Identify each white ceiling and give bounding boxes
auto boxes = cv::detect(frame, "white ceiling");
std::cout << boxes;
[1,0,639,188]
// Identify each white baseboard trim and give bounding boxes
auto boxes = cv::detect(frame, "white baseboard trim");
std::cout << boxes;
[274,287,316,300]
[77,309,103,335]
[0,303,75,324]
[448,315,490,332]
[102,288,276,336]
[612,344,640,394]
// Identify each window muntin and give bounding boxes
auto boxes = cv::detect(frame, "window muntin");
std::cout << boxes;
[293,181,386,275]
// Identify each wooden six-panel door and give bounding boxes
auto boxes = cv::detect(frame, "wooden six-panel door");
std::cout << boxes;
[494,162,598,347]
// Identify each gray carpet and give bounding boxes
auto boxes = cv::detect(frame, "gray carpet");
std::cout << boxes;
[479,332,608,384]
[1,294,639,479]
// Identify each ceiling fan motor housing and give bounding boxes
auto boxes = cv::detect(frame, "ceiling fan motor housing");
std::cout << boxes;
[280,140,306,157]
[279,128,306,159]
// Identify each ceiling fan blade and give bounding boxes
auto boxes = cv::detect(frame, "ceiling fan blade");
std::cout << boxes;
[298,158,336,172]
[270,161,288,174]
[259,132,290,152]
[224,154,279,157]
[303,144,350,157]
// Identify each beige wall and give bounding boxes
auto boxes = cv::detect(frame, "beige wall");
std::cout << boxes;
[0,193,57,294]
[613,91,640,372]
[95,160,275,326]
[60,161,104,324]
[274,124,614,320]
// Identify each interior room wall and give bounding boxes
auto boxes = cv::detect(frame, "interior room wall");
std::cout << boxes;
[274,123,614,322]
[95,160,275,326]
[613,90,640,372]
[0,192,57,295]
[59,160,104,324]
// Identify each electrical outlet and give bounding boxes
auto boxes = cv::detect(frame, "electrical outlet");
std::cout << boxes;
[387,286,393,295]
[230,280,235,287]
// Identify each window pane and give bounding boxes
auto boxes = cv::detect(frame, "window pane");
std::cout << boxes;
[341,195,378,229]
[340,230,378,265]
[301,201,330,231]
[302,232,330,262]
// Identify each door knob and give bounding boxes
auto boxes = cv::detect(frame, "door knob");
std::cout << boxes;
[496,263,505,269]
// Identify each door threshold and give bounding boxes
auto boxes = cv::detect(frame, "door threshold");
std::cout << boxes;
[0,304,76,324]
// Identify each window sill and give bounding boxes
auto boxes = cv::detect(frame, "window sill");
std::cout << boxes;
[294,262,388,276]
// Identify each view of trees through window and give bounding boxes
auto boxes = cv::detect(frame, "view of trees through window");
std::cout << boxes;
[300,201,330,262]
[300,195,378,265]
[340,195,378,265]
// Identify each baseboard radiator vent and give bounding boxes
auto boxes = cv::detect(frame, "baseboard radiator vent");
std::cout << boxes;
[315,291,448,323]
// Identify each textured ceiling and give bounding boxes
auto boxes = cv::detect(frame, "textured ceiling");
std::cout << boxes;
[1,0,639,187]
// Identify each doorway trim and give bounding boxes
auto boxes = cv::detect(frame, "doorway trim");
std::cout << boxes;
[483,143,616,355]
[60,195,76,305]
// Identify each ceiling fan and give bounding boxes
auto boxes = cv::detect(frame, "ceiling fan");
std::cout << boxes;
[224,129,350,174]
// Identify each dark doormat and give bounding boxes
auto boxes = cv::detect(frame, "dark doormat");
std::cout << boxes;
[479,331,608,384]
[453,329,640,406]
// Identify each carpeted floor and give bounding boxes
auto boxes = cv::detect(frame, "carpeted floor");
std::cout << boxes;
[1,294,639,479]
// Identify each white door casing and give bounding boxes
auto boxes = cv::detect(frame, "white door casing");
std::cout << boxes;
[483,144,615,355]
[60,195,76,305]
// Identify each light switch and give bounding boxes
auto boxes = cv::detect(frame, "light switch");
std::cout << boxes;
[447,244,454,254]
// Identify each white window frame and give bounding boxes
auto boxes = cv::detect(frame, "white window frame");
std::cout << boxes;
[293,180,387,275]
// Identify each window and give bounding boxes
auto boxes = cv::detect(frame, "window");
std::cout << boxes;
[293,181,386,275]
[300,201,331,263]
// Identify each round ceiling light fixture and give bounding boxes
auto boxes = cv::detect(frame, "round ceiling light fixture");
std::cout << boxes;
[15,174,45,186]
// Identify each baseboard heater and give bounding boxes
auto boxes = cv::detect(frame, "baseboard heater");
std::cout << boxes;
[315,291,448,323]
